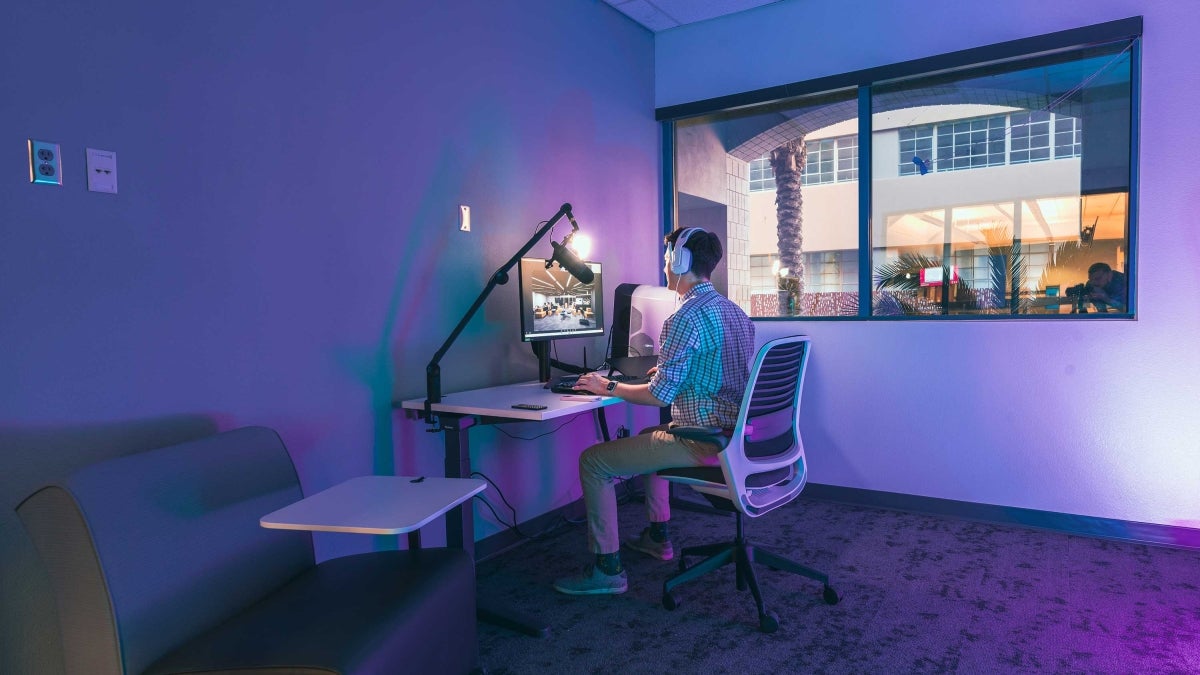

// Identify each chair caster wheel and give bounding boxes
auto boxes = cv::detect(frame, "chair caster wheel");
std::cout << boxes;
[758,611,779,633]
[662,593,679,611]
[823,585,840,605]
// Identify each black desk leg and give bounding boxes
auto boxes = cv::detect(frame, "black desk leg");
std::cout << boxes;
[442,415,474,555]
[441,415,550,638]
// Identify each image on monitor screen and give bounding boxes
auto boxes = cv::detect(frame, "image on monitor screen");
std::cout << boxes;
[518,257,604,342]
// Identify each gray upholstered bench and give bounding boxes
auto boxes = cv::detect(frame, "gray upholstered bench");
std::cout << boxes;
[18,426,477,675]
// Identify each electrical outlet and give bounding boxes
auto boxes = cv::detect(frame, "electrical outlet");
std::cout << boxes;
[28,140,62,185]
[459,205,471,232]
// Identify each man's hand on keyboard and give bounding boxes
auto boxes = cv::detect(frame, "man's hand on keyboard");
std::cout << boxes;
[573,371,610,396]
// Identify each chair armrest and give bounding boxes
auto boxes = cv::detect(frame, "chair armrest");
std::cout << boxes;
[667,426,729,449]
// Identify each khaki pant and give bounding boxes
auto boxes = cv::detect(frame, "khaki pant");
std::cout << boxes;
[579,423,723,554]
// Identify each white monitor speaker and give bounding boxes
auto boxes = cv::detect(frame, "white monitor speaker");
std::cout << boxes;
[611,283,677,358]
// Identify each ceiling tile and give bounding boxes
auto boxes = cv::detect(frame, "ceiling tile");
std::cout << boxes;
[605,0,680,31]
[653,0,781,25]
[604,0,782,33]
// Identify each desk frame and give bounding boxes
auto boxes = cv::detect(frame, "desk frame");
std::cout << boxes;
[400,381,621,637]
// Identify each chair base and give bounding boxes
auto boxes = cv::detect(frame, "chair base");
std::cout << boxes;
[661,514,838,633]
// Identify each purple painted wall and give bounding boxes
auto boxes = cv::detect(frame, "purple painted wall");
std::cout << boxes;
[658,0,1200,531]
[1,1,658,671]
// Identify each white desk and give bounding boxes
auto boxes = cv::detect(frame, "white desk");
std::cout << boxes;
[260,475,487,548]
[401,380,620,422]
[397,380,621,637]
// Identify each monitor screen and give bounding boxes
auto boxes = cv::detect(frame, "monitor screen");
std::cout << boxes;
[517,257,604,342]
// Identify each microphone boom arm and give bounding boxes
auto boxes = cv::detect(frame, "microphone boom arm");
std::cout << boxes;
[423,203,574,426]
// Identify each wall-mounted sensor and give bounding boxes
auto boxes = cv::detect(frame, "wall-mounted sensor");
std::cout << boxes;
[29,140,62,186]
[460,205,471,232]
[85,148,118,194]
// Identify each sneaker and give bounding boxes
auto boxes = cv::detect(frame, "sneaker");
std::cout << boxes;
[552,564,628,595]
[624,528,674,561]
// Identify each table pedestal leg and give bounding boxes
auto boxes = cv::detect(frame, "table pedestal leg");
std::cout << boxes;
[442,414,550,638]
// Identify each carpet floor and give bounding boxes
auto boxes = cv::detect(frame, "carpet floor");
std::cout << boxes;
[475,496,1200,674]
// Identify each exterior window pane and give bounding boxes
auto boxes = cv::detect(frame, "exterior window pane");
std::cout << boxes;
[870,44,1132,316]
[674,88,860,317]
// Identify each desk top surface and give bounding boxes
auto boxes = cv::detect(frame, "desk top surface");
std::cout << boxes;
[260,475,487,535]
[399,380,622,421]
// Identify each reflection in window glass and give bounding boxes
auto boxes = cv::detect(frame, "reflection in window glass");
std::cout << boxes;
[871,43,1132,316]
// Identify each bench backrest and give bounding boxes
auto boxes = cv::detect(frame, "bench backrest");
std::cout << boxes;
[17,426,313,675]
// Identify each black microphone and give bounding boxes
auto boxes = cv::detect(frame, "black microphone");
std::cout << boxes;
[549,240,594,283]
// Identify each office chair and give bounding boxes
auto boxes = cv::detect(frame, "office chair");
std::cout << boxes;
[657,335,838,633]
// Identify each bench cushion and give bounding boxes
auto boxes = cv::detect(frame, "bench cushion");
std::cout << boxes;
[18,427,313,675]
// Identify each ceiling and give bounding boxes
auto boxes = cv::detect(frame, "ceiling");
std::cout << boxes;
[602,0,783,32]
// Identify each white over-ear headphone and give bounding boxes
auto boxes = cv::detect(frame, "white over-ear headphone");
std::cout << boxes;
[666,228,703,276]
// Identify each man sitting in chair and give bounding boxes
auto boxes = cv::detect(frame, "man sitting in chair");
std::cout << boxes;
[553,227,755,595]
[1083,262,1128,312]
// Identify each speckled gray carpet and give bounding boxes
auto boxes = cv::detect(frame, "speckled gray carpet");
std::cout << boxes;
[475,496,1200,674]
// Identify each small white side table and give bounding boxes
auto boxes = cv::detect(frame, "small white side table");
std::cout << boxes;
[261,475,487,549]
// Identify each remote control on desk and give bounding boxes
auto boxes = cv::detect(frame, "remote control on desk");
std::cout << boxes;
[511,403,548,410]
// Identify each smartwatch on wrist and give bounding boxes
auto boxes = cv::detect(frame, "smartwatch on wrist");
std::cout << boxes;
[605,379,618,393]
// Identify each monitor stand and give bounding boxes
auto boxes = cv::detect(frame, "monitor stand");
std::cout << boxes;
[532,340,552,383]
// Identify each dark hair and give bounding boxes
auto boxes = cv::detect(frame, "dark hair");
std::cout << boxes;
[665,228,723,279]
[1087,262,1112,276]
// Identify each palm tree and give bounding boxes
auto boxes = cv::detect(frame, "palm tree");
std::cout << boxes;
[770,139,806,311]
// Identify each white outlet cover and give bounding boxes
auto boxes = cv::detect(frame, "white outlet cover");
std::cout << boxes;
[85,148,118,194]
[459,205,471,232]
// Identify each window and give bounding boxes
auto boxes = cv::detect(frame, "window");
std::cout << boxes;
[1010,110,1053,164]
[899,125,934,176]
[900,112,1082,172]
[802,139,836,185]
[664,20,1136,319]
[749,156,775,192]
[937,115,1007,170]
[836,136,858,182]
[802,136,858,186]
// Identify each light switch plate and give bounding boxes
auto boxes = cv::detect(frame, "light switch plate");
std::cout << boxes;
[85,148,118,194]
[29,140,62,185]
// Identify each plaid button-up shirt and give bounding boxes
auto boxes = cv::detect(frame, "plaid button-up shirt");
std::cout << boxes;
[648,282,754,428]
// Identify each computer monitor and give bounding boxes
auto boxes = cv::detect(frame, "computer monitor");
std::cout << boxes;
[517,257,604,342]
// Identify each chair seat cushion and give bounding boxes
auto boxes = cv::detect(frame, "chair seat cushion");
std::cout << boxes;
[144,549,476,675]
[657,465,791,489]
